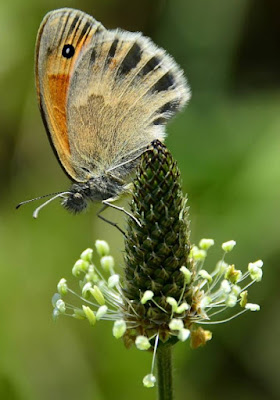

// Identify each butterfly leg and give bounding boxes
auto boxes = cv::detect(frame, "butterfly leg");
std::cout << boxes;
[102,199,142,228]
[97,204,127,237]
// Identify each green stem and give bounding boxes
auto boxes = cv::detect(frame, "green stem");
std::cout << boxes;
[156,344,173,400]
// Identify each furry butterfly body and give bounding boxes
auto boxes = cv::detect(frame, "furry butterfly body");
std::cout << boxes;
[23,8,190,215]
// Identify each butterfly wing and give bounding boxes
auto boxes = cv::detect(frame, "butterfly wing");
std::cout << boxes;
[66,28,191,177]
[35,8,105,181]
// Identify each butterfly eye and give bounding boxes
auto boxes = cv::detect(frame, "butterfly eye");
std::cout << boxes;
[62,44,75,59]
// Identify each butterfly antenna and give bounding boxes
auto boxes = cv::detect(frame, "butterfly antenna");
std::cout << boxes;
[32,192,71,219]
[16,191,72,218]
[16,191,65,210]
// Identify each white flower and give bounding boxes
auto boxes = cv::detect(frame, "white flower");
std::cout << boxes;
[95,240,110,257]
[199,269,212,283]
[178,328,190,342]
[80,248,93,262]
[222,240,236,252]
[55,299,66,314]
[53,238,263,389]
[143,374,156,388]
[245,303,260,312]
[180,266,192,283]
[57,278,68,295]
[191,246,207,260]
[96,305,108,320]
[169,318,184,331]
[176,303,190,314]
[113,319,126,338]
[248,262,263,282]
[225,294,237,307]
[100,256,115,272]
[141,290,154,304]
[199,238,214,250]
[82,305,96,326]
[220,279,231,294]
[166,297,178,312]
[135,336,151,350]
[108,274,120,288]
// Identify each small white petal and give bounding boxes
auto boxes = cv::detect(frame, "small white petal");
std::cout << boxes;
[231,285,241,296]
[72,259,89,277]
[82,305,96,326]
[141,290,154,304]
[169,318,184,331]
[85,267,99,284]
[108,274,120,288]
[52,308,60,321]
[95,240,110,257]
[225,294,237,307]
[143,374,156,388]
[191,247,207,260]
[100,256,115,272]
[90,285,105,305]
[166,297,178,312]
[222,240,236,252]
[180,266,192,284]
[221,279,231,294]
[178,328,190,342]
[200,296,212,309]
[80,248,93,262]
[249,260,263,269]
[52,293,61,308]
[82,282,92,298]
[199,238,214,250]
[176,302,190,314]
[113,319,126,338]
[135,336,151,350]
[248,264,263,282]
[245,303,260,312]
[198,270,212,283]
[55,299,66,313]
[57,278,68,295]
[96,305,108,320]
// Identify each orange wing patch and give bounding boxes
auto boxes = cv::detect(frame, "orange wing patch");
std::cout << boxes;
[47,73,70,155]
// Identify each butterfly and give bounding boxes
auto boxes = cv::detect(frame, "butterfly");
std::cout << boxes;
[17,8,190,227]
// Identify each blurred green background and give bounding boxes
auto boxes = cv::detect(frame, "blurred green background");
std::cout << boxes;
[1,0,280,399]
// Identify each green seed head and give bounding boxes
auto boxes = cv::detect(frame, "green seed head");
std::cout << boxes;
[122,140,193,343]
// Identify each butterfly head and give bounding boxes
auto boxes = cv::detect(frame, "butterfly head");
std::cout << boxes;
[62,174,127,213]
[61,183,90,213]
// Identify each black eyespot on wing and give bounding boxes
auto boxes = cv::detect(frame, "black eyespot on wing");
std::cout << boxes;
[62,44,75,58]
[140,56,161,75]
[118,42,142,75]
[152,72,175,92]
